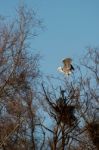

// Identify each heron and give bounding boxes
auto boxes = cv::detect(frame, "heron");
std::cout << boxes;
[57,58,74,75]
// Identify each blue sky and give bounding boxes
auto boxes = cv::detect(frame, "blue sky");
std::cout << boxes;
[0,0,99,77]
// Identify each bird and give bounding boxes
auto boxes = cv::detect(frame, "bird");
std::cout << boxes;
[57,58,74,75]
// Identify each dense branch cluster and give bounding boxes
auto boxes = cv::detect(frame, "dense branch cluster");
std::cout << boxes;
[0,5,41,150]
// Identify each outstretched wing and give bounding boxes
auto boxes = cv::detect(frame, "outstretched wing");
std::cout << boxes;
[57,67,64,73]
[70,64,74,70]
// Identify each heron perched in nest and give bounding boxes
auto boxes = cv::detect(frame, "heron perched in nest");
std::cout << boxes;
[57,58,74,75]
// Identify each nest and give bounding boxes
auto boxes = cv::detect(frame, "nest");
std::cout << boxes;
[86,122,99,149]
[53,98,76,126]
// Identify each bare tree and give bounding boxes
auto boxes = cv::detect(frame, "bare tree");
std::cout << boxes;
[0,4,42,150]
[40,48,99,150]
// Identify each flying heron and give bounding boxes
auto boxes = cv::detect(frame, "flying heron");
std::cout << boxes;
[57,58,74,75]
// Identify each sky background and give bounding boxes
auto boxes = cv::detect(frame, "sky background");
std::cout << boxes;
[0,0,99,77]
